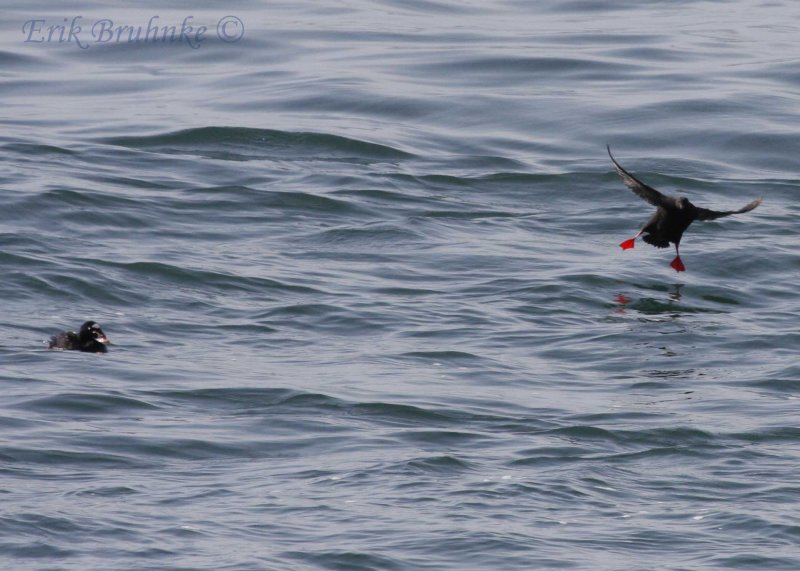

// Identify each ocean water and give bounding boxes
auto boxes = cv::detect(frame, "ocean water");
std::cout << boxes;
[1,1,799,569]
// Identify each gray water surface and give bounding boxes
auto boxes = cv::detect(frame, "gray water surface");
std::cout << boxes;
[1,2,799,570]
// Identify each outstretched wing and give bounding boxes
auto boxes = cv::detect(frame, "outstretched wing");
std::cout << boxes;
[695,197,762,221]
[607,145,670,208]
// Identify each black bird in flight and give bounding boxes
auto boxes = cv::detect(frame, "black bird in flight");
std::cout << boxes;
[607,146,762,272]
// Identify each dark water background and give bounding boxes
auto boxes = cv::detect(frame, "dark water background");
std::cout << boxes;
[1,1,799,569]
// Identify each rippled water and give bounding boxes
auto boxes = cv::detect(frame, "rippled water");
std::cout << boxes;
[2,1,799,569]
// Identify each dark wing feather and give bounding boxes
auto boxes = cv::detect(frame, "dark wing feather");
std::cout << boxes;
[695,197,762,221]
[607,145,670,208]
[49,331,79,349]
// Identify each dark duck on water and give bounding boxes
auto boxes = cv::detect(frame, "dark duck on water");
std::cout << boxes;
[49,321,110,353]
[608,146,762,272]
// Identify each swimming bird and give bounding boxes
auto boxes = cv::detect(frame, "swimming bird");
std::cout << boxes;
[48,321,110,353]
[608,146,762,272]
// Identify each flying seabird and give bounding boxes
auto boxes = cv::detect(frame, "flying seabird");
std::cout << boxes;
[608,145,762,272]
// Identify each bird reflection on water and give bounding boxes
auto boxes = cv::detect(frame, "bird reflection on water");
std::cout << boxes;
[613,284,684,315]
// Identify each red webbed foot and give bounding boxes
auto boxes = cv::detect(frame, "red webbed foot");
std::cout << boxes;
[670,256,686,272]
[620,238,636,250]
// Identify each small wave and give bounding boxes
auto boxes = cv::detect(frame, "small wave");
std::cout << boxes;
[13,392,158,415]
[145,387,342,412]
[398,350,483,362]
[402,454,475,474]
[98,260,323,295]
[308,224,425,249]
[0,49,54,69]
[288,550,406,571]
[102,126,414,162]
[406,54,640,87]
[191,186,368,215]
[2,142,77,156]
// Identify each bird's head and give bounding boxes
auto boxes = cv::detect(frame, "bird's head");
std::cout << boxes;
[676,197,691,210]
[80,321,110,344]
